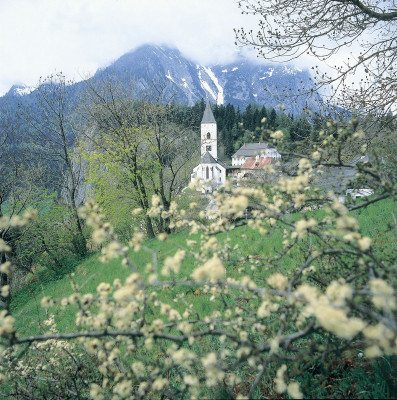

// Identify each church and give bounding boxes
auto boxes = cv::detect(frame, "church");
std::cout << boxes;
[191,100,282,191]
[191,100,227,191]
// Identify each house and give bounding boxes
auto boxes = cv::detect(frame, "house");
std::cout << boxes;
[238,155,278,180]
[240,155,275,170]
[232,143,281,166]
[191,100,226,191]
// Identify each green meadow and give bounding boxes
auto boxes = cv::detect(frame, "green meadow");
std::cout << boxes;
[8,197,397,398]
[11,197,396,335]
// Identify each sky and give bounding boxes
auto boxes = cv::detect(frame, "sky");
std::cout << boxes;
[0,0,371,99]
[0,0,267,96]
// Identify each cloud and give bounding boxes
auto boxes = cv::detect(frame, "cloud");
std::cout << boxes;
[0,0,258,95]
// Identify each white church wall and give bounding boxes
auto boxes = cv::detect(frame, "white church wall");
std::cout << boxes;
[192,163,226,191]
[201,123,217,159]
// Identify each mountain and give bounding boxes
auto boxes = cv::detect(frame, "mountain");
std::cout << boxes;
[1,44,320,114]
[92,44,320,114]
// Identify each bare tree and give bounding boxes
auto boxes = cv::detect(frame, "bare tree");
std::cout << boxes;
[235,0,397,117]
[26,73,87,257]
[0,104,41,293]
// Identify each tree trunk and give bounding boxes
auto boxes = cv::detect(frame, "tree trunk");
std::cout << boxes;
[0,252,7,288]
[0,252,9,305]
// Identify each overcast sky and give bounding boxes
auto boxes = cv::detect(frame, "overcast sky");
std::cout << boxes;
[0,0,269,95]
[0,0,367,98]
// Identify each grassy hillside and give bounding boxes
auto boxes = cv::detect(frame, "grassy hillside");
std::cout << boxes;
[11,197,396,336]
[10,221,284,336]
[7,197,396,399]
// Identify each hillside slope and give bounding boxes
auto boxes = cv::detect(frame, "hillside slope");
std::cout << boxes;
[11,198,396,336]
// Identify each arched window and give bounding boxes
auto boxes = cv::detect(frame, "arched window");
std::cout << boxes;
[206,166,209,180]
[207,132,211,139]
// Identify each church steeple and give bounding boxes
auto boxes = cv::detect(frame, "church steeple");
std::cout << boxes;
[201,98,216,124]
[200,99,217,159]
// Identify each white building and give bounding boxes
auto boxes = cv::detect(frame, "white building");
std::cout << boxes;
[232,143,281,166]
[191,100,226,191]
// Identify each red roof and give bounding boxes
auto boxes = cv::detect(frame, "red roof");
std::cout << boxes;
[241,157,274,170]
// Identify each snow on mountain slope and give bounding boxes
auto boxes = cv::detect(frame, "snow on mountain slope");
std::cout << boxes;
[14,86,35,96]
[203,66,224,106]
[99,44,320,113]
[3,44,321,114]
[5,84,35,97]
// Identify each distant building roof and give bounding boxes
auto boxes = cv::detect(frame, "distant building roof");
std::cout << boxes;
[200,152,218,164]
[201,99,216,124]
[241,157,275,170]
[233,143,272,158]
[313,166,356,194]
[312,155,371,194]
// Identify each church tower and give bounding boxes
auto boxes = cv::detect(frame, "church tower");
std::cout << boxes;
[201,99,217,159]
[191,98,226,191]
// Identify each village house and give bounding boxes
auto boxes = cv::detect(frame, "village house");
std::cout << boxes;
[231,143,281,166]
[238,155,278,180]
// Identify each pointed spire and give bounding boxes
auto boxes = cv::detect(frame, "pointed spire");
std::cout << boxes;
[201,98,216,124]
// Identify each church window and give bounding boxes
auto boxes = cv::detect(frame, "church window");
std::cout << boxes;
[207,132,211,139]
[206,166,209,180]
[206,145,212,152]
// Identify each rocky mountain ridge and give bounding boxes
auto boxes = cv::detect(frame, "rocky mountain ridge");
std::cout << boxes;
[92,44,319,113]
[4,44,320,114]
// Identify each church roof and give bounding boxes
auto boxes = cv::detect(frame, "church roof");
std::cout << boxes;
[216,158,227,168]
[200,152,218,164]
[201,99,216,124]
